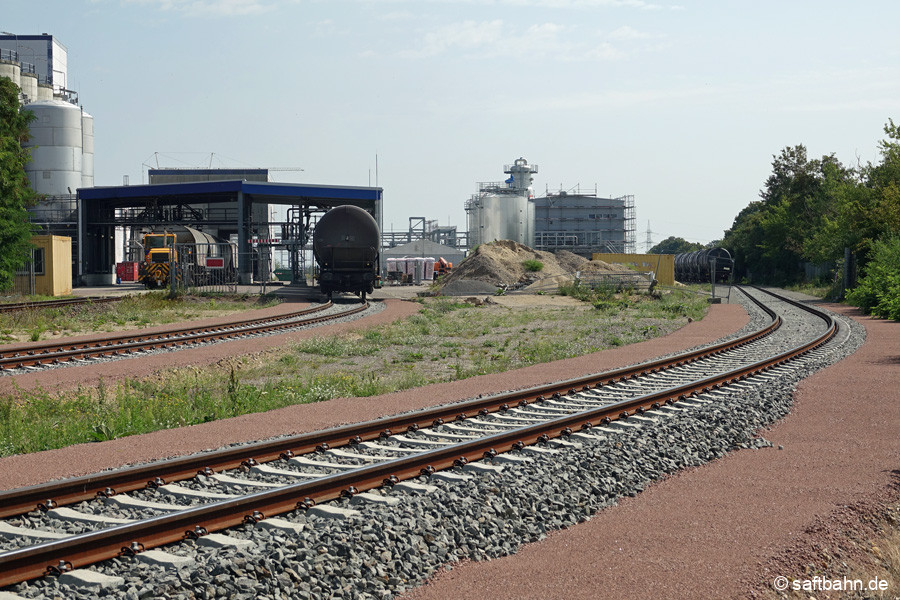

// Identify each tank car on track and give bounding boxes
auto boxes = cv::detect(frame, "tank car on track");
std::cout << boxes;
[312,205,380,302]
[138,226,237,289]
[673,247,733,284]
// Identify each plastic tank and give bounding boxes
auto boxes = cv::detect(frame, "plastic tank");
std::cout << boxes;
[22,99,84,196]
[80,110,94,188]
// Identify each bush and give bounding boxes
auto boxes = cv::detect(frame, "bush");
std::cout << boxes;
[522,259,544,272]
[846,235,900,320]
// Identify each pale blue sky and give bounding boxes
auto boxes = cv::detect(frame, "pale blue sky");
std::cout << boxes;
[3,1,899,246]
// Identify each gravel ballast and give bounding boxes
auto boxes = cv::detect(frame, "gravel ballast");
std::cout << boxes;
[4,290,886,600]
[405,299,897,600]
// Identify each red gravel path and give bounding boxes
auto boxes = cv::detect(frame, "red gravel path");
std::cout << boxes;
[402,304,900,600]
[0,302,746,491]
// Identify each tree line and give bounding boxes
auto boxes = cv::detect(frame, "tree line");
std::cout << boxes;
[0,77,37,291]
[720,120,900,318]
[649,121,899,319]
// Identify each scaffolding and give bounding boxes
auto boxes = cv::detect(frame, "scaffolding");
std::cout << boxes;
[533,192,635,257]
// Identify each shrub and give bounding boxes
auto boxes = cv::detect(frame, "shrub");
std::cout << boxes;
[846,235,900,321]
[522,259,544,272]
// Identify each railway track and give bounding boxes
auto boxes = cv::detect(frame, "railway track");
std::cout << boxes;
[0,301,366,372]
[0,296,121,315]
[0,286,850,594]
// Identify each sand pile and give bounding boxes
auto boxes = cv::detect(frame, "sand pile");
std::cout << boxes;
[438,240,636,294]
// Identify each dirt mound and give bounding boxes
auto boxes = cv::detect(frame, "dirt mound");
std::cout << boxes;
[438,240,633,292]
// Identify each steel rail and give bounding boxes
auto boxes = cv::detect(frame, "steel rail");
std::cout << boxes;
[0,302,353,369]
[0,287,837,587]
[0,287,782,520]
[0,289,779,519]
[0,301,333,359]
[0,296,121,315]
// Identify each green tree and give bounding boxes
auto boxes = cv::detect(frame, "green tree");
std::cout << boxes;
[724,145,849,282]
[649,236,703,255]
[846,235,900,320]
[0,77,37,291]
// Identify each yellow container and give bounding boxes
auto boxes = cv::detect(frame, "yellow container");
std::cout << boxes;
[592,253,675,286]
[15,235,73,296]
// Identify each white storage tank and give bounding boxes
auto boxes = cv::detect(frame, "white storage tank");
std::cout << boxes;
[0,59,21,86]
[22,99,84,196]
[19,71,38,102]
[469,193,534,247]
[466,157,537,247]
[36,82,52,101]
[81,110,94,188]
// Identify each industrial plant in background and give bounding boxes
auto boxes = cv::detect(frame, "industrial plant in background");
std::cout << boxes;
[465,157,635,257]
[1,33,93,276]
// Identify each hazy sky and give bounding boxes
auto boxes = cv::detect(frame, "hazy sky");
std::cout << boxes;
[3,1,899,247]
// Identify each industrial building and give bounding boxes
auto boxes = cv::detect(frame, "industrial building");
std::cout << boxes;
[465,158,537,248]
[2,33,384,289]
[534,188,635,256]
[382,239,466,269]
[78,179,382,286]
[1,33,92,279]
[465,158,636,257]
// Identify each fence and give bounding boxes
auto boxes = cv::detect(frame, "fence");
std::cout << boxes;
[165,245,273,295]
[513,271,655,294]
[9,248,39,297]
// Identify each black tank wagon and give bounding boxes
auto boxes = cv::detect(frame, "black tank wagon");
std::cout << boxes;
[673,247,733,284]
[312,205,380,301]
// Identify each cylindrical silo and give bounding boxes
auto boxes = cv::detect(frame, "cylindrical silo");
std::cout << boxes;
[0,59,21,87]
[19,71,38,103]
[22,99,84,197]
[81,109,94,188]
[36,82,52,101]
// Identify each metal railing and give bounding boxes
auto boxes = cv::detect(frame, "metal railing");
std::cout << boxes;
[10,248,38,296]
[165,246,275,296]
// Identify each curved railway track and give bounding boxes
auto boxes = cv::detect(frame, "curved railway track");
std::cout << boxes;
[0,287,843,590]
[0,301,366,372]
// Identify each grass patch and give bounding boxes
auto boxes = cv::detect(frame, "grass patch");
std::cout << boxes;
[0,293,708,457]
[522,259,544,272]
[0,293,279,341]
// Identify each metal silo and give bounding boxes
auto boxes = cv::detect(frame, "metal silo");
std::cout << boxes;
[465,158,537,247]
[22,99,84,196]
[81,110,94,188]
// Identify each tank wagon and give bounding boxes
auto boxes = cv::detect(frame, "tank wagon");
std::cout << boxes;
[139,226,237,289]
[312,205,380,301]
[674,248,733,284]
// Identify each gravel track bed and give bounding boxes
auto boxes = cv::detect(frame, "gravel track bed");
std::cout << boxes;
[2,290,864,599]
[0,301,381,379]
